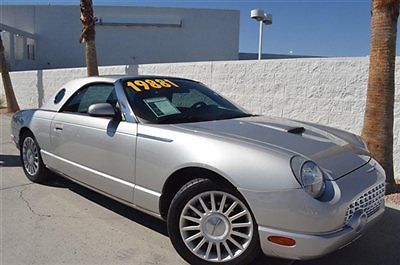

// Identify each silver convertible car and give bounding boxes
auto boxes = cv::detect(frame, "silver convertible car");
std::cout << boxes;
[11,75,385,265]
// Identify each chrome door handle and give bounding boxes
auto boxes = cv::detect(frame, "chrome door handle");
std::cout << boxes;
[54,124,63,131]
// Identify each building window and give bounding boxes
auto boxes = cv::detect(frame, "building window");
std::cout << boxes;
[0,32,11,62]
[14,34,24,61]
[27,38,35,60]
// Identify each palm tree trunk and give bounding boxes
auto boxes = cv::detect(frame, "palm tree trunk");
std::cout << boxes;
[85,40,98,77]
[362,0,399,186]
[80,0,99,77]
[0,34,19,112]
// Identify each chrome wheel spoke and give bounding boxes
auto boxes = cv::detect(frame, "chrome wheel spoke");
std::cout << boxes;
[189,204,204,217]
[205,242,213,259]
[224,201,238,217]
[210,193,217,211]
[216,242,222,261]
[185,232,203,243]
[229,210,248,221]
[198,197,209,214]
[228,236,244,251]
[231,230,250,240]
[182,225,201,231]
[231,222,252,229]
[179,190,253,262]
[219,194,227,212]
[193,238,207,253]
[182,215,201,224]
[223,241,234,258]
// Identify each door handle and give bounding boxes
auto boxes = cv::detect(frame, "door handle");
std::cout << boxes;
[54,124,63,132]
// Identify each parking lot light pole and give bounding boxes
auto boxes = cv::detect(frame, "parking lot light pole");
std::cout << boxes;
[258,19,263,60]
[251,9,273,61]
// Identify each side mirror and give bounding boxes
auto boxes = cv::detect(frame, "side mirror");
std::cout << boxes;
[88,103,117,118]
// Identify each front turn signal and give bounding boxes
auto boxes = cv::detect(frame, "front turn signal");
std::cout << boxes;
[267,236,296,247]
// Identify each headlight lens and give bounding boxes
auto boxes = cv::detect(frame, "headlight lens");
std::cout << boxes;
[301,161,325,198]
[291,156,326,198]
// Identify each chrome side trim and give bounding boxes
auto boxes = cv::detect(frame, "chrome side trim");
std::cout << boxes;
[135,184,162,197]
[41,150,135,188]
[48,120,135,136]
[41,150,162,197]
[46,165,163,220]
[137,133,173,143]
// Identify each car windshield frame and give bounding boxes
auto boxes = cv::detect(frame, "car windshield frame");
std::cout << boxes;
[122,77,253,124]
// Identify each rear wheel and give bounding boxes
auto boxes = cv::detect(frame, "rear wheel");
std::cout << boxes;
[167,178,260,265]
[20,132,49,183]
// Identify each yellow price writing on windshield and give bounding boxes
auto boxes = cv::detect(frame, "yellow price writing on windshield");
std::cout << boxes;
[127,79,179,92]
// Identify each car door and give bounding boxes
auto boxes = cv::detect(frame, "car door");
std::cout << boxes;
[50,83,137,203]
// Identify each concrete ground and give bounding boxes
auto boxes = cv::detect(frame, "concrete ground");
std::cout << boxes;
[1,113,399,265]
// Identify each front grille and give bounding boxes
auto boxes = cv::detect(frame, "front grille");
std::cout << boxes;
[344,183,385,224]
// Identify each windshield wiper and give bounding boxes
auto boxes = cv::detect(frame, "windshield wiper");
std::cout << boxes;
[214,113,257,121]
[156,112,257,124]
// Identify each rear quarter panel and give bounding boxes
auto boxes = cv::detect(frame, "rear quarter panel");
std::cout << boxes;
[12,109,56,164]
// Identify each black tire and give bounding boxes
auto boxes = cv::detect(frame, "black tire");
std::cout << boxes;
[20,131,49,183]
[167,178,261,265]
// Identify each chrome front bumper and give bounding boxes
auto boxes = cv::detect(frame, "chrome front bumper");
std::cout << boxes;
[258,204,384,260]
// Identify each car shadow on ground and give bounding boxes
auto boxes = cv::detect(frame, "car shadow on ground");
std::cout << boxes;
[42,173,400,265]
[44,173,169,236]
[0,154,21,167]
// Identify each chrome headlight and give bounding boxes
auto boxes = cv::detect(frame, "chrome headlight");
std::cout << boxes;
[301,161,325,198]
[291,157,326,198]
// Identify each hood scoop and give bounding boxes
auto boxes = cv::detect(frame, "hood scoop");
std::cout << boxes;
[287,127,306,135]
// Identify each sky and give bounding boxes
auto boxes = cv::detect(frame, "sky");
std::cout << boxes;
[2,0,396,57]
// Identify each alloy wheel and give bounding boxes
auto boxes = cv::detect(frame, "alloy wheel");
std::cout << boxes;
[179,191,253,263]
[22,137,39,176]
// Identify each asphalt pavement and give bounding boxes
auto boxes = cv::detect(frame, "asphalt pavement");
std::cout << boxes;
[1,114,399,265]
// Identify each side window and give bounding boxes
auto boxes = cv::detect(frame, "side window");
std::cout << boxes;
[62,84,117,114]
[54,88,66,104]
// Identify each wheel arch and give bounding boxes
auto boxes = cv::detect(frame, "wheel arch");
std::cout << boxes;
[19,127,34,147]
[159,166,240,220]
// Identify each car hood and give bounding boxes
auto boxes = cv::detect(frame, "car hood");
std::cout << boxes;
[173,116,370,180]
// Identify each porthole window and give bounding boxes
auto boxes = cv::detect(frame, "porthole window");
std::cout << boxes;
[54,88,66,104]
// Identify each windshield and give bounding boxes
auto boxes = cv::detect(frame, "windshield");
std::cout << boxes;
[123,78,252,124]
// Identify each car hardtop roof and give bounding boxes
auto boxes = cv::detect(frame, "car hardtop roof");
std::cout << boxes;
[75,75,199,83]
[40,75,200,112]
[117,75,200,83]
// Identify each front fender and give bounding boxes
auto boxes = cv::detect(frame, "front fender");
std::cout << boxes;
[135,124,300,194]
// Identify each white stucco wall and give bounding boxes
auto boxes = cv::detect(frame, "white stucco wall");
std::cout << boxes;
[1,57,399,178]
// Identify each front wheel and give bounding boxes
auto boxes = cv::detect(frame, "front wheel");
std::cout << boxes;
[167,179,260,265]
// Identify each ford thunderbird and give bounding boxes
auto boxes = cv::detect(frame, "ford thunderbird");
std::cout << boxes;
[11,76,385,265]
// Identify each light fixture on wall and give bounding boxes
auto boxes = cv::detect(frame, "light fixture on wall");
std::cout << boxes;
[251,9,272,60]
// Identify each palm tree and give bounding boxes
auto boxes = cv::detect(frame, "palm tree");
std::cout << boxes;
[362,0,399,189]
[0,33,19,112]
[79,0,99,76]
